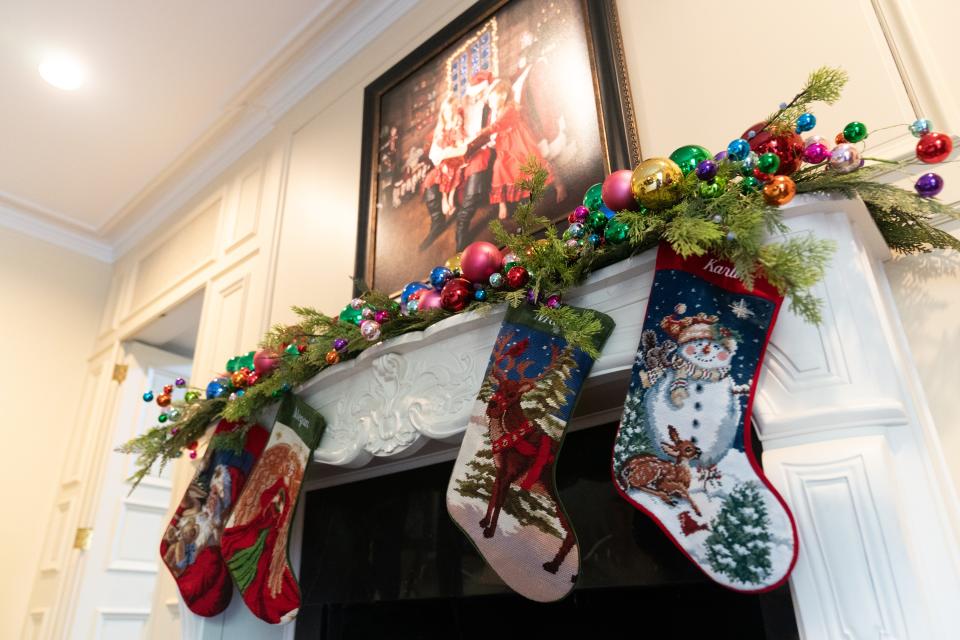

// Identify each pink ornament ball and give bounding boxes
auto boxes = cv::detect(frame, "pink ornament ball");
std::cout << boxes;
[460,241,504,284]
[803,142,831,164]
[572,206,589,223]
[253,349,280,377]
[418,289,443,311]
[601,169,638,212]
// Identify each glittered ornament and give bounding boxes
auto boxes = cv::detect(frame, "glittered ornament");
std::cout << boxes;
[158,413,168,423]
[401,281,430,306]
[325,350,340,365]
[333,338,348,352]
[246,373,259,386]
[842,121,868,143]
[506,265,529,289]
[583,182,604,211]
[175,377,186,387]
[184,391,200,402]
[743,123,804,175]
[440,278,472,312]
[695,160,718,181]
[253,349,280,376]
[501,252,519,270]
[762,175,797,206]
[571,205,589,223]
[474,288,488,301]
[374,310,390,324]
[406,299,419,314]
[753,167,773,183]
[916,132,953,164]
[419,289,443,311]
[803,141,831,164]
[142,391,154,402]
[698,177,727,199]
[157,393,171,407]
[488,272,504,288]
[350,297,364,310]
[727,139,751,161]
[565,238,579,250]
[586,209,607,231]
[460,241,503,284]
[339,304,362,326]
[168,408,181,422]
[739,151,759,175]
[915,172,944,198]
[909,119,932,138]
[545,294,562,309]
[604,218,629,244]
[445,253,462,275]
[564,222,585,239]
[757,152,780,174]
[360,319,382,341]
[430,266,453,289]
[586,233,602,248]
[795,112,816,133]
[206,380,225,399]
[829,143,861,173]
[669,145,712,176]
[231,371,248,388]
[740,175,761,193]
[361,306,375,320]
[630,157,683,209]
[601,169,637,211]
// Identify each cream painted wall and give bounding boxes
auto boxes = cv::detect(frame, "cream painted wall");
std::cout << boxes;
[0,228,110,640]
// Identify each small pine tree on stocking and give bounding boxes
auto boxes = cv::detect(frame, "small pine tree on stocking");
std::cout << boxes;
[613,388,653,471]
[705,482,774,586]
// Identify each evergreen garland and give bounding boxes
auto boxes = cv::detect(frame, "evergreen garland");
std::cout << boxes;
[119,66,960,487]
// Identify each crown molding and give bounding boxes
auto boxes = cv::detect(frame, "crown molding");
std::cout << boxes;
[4,0,420,262]
[0,196,113,261]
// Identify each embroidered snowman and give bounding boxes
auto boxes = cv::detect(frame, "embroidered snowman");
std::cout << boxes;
[639,304,750,468]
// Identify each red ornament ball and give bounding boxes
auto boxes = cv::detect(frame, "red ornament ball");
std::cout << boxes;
[742,122,804,175]
[916,132,953,164]
[506,265,529,289]
[440,278,472,312]
[601,169,638,212]
[460,241,503,284]
[835,132,847,145]
[246,372,259,386]
[162,384,173,395]
[253,349,280,377]
[418,288,443,311]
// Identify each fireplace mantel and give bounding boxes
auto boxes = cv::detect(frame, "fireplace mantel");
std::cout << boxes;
[289,193,960,639]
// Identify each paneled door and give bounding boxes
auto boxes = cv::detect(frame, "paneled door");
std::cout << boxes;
[68,342,191,639]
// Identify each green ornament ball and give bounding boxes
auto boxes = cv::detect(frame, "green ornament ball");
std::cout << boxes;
[843,121,868,143]
[604,219,629,244]
[583,183,604,211]
[669,145,712,175]
[741,175,762,193]
[757,152,780,174]
[698,176,727,199]
[226,357,238,373]
[338,304,362,326]
[184,391,200,402]
[586,209,607,231]
[238,351,255,371]
[284,343,300,357]
[158,413,168,423]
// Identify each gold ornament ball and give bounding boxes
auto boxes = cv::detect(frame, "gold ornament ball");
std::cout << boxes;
[325,350,340,365]
[762,175,797,207]
[630,157,684,209]
[444,253,462,275]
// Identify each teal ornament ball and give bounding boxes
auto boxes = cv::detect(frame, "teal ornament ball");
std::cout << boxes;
[583,183,604,211]
[669,145,712,175]
[909,119,932,138]
[795,112,816,133]
[727,139,751,161]
[142,391,154,402]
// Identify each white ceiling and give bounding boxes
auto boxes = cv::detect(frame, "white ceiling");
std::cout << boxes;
[0,0,413,259]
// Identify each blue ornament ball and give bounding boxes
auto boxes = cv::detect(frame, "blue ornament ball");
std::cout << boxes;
[142,391,154,402]
[796,112,817,133]
[429,266,453,290]
[401,281,430,305]
[205,380,226,399]
[587,233,602,248]
[727,138,751,161]
[909,118,932,138]
[474,288,488,301]
[565,222,585,239]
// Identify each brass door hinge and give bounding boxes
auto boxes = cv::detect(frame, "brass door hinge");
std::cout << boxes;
[112,364,128,384]
[73,527,93,550]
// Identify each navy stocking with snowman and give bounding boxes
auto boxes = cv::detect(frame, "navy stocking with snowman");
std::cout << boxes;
[612,243,798,592]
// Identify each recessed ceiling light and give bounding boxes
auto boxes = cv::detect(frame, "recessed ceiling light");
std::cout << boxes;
[39,54,86,90]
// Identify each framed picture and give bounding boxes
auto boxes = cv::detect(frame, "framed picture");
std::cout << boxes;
[355,0,640,295]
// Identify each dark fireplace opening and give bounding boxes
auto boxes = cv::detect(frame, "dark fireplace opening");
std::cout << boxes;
[295,423,798,639]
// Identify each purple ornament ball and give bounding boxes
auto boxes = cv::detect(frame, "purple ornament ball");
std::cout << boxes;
[600,169,637,212]
[333,338,348,351]
[545,294,562,309]
[374,310,390,323]
[803,142,831,164]
[695,160,718,181]
[714,150,729,162]
[418,289,443,311]
[460,241,503,284]
[572,205,589,223]
[915,172,944,198]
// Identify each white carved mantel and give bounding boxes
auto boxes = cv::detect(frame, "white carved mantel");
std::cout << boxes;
[204,194,960,639]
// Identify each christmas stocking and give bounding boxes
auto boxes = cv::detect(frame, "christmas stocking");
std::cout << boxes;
[220,394,324,624]
[446,304,614,602]
[612,243,798,592]
[160,419,269,617]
